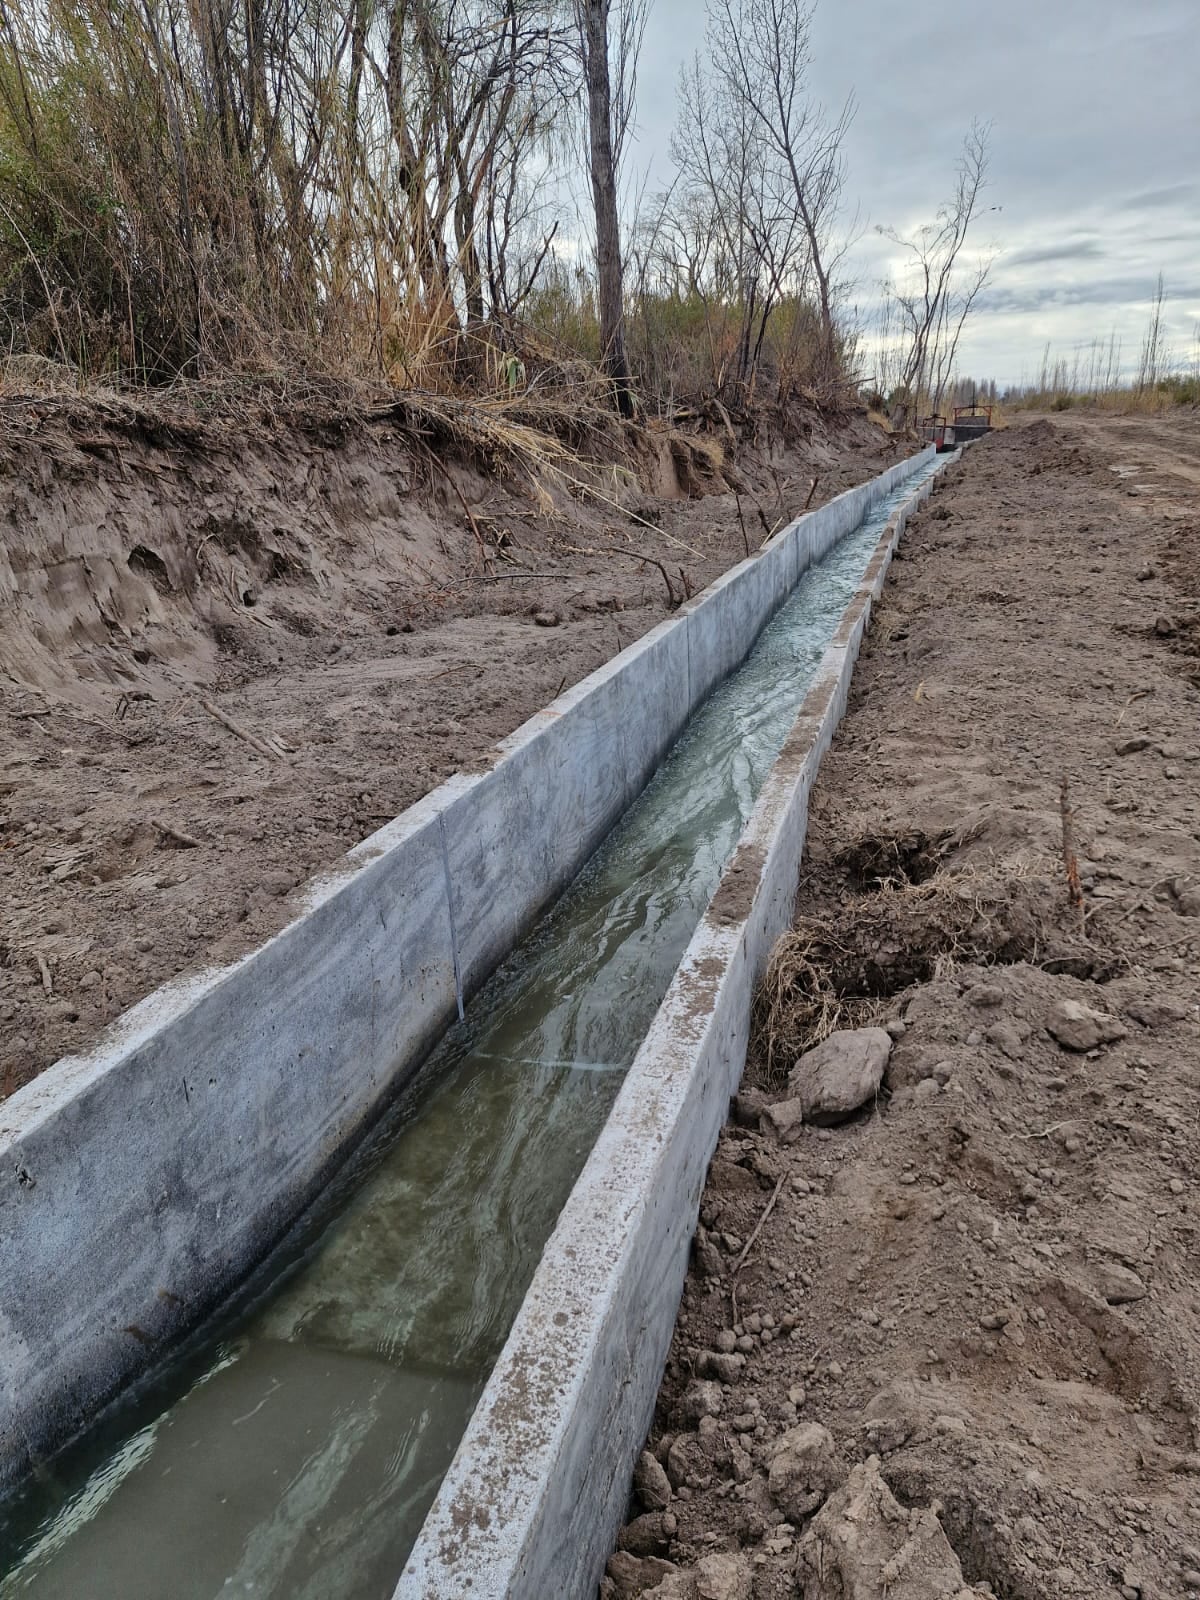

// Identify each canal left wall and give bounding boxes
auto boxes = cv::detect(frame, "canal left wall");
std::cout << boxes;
[0,449,934,1492]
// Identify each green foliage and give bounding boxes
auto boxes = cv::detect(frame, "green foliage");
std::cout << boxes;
[1158,376,1200,406]
[521,264,601,361]
[627,284,852,413]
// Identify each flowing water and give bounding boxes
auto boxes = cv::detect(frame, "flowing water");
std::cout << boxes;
[0,463,936,1599]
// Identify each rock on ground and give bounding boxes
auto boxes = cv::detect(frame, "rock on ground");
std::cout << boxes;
[796,1457,986,1600]
[694,1551,752,1600]
[786,1027,892,1124]
[1044,997,1128,1051]
[673,1380,724,1426]
[634,1449,673,1511]
[766,1421,842,1521]
[760,1097,806,1143]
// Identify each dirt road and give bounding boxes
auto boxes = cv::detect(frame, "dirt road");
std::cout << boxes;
[603,413,1200,1600]
[0,402,901,1096]
[1066,408,1200,491]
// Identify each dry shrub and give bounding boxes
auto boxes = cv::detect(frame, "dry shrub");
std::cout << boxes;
[0,2,861,413]
[0,0,575,391]
[1010,380,1199,417]
[386,390,576,477]
[754,923,847,1087]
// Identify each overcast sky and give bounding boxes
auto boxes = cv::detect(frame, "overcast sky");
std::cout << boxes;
[626,0,1199,389]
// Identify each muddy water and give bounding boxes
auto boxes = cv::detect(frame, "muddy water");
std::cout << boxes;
[0,464,935,1599]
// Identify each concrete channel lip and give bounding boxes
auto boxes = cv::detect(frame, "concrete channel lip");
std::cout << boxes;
[0,449,935,1531]
[399,452,948,1600]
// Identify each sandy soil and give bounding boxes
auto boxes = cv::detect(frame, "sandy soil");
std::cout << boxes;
[0,398,904,1096]
[602,412,1200,1600]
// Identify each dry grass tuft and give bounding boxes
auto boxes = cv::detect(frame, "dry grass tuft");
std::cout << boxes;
[751,853,1065,1089]
[376,390,578,477]
[754,922,847,1087]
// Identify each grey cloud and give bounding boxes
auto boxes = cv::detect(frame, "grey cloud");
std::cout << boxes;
[1006,240,1105,268]
[639,0,1200,384]
[982,278,1200,317]
[1119,182,1199,212]
[1139,230,1200,251]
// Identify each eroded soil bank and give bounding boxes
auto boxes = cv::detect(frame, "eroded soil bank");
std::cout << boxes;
[0,397,903,1095]
[603,413,1200,1600]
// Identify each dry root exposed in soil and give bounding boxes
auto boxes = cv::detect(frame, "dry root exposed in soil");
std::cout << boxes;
[752,836,1110,1090]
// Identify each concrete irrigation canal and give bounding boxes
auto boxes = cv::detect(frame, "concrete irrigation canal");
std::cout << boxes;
[0,448,945,1600]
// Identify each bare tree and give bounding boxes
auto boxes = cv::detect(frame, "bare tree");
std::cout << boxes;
[705,0,851,395]
[640,0,850,405]
[666,46,806,397]
[382,0,572,353]
[928,252,992,409]
[879,120,995,422]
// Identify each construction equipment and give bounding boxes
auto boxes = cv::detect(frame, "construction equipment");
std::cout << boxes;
[918,399,994,453]
[918,414,953,452]
[952,401,993,443]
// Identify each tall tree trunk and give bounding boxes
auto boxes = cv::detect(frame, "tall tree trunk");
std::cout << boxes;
[580,0,633,418]
[810,245,836,390]
[386,0,450,316]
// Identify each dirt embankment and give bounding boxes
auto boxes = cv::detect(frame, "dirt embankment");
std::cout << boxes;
[0,394,905,1096]
[602,413,1200,1600]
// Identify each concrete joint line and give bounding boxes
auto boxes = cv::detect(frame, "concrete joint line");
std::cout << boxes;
[684,608,693,709]
[438,812,465,1023]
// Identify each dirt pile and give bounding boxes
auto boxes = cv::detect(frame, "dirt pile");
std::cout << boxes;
[0,395,901,1096]
[602,413,1200,1600]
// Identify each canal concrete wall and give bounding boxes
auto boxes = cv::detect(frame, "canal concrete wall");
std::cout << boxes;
[0,448,934,1492]
[398,458,947,1600]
